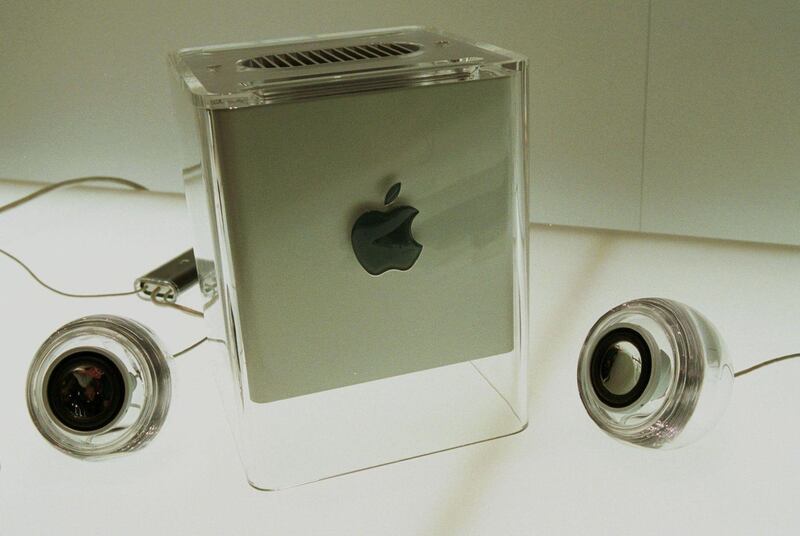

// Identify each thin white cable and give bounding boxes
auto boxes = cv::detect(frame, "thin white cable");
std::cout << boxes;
[0,176,148,214]
[1,177,207,357]
[0,176,201,311]
[0,247,137,298]
[735,353,800,378]
[173,337,209,358]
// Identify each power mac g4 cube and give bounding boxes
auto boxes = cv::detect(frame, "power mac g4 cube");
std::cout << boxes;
[170,26,528,490]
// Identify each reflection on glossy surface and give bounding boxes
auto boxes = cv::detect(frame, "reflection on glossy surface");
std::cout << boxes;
[588,327,652,409]
[351,183,423,276]
[47,351,126,432]
[600,341,642,396]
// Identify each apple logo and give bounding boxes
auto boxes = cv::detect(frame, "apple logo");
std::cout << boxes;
[351,182,423,276]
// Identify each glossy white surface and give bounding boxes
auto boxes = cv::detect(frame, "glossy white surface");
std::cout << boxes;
[1,182,799,534]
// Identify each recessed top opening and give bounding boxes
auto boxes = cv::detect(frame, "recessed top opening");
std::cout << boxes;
[240,42,421,69]
[172,27,525,102]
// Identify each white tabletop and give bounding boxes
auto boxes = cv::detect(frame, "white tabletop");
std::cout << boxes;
[1,181,799,535]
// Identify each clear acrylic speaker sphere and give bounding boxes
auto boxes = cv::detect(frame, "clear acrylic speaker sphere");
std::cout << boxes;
[26,315,171,458]
[577,298,734,448]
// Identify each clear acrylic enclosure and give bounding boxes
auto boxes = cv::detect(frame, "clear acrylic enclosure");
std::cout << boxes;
[170,26,528,489]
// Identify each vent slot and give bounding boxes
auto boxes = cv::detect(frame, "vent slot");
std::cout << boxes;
[240,42,421,69]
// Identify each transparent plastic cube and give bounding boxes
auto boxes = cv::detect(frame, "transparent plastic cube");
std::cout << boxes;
[171,27,528,489]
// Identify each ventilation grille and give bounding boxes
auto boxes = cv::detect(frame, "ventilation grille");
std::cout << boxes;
[240,42,421,69]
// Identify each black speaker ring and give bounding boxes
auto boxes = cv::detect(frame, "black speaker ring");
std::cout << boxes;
[589,327,653,408]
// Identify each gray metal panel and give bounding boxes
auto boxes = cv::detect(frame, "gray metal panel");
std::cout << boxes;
[213,78,515,403]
